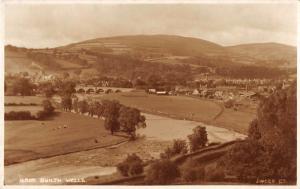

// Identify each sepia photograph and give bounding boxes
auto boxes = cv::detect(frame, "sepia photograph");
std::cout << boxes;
[1,0,298,187]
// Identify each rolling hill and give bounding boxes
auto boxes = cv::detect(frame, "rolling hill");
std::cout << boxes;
[226,42,297,68]
[5,35,297,77]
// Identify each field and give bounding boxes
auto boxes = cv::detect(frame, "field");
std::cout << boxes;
[5,96,46,105]
[4,92,254,184]
[5,106,43,115]
[96,91,255,134]
[5,112,127,165]
[97,91,221,123]
[212,107,255,134]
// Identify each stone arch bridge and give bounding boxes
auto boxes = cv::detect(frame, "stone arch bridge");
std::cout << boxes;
[75,86,133,94]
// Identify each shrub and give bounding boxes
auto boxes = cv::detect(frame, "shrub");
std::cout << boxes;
[36,100,55,120]
[36,110,47,120]
[117,162,130,176]
[117,154,143,177]
[129,161,144,176]
[172,139,188,155]
[145,159,180,184]
[160,147,174,159]
[181,159,205,182]
[224,99,234,108]
[5,111,34,120]
[160,139,188,159]
[42,100,55,114]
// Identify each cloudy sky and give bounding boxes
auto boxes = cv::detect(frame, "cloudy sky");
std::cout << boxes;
[5,2,298,48]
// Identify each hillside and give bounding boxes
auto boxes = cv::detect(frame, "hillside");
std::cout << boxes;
[5,35,296,79]
[226,43,296,68]
[63,35,227,57]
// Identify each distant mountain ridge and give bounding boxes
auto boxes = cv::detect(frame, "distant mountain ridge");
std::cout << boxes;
[5,34,296,76]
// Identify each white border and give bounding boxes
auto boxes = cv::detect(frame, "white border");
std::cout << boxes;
[0,1,299,189]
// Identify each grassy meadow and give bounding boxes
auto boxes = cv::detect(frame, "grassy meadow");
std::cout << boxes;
[5,112,127,165]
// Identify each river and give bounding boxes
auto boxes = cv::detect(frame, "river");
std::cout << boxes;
[5,113,246,185]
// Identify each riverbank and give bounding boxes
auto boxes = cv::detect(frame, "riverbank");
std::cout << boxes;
[97,91,255,134]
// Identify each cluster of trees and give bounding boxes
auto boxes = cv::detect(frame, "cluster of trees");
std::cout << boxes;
[8,77,36,96]
[117,154,144,177]
[144,126,208,184]
[219,81,296,184]
[215,65,287,79]
[5,100,55,120]
[182,56,288,79]
[61,98,146,139]
[160,139,188,159]
[87,52,194,88]
[160,126,208,159]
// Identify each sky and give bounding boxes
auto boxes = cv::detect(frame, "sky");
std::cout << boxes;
[5,2,298,48]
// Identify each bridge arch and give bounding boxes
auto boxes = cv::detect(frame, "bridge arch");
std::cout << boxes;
[86,88,95,94]
[77,88,85,93]
[96,88,104,93]
[105,89,113,94]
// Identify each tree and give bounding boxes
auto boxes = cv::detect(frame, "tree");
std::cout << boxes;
[147,74,162,89]
[59,81,76,97]
[42,100,55,114]
[160,139,188,159]
[118,106,146,139]
[95,102,104,118]
[181,159,205,182]
[222,82,297,183]
[72,98,79,113]
[40,82,55,98]
[78,100,89,114]
[188,126,208,152]
[145,159,180,184]
[171,139,188,155]
[248,118,261,140]
[61,96,72,111]
[102,100,121,135]
[12,77,35,96]
[117,154,144,177]
[88,101,99,117]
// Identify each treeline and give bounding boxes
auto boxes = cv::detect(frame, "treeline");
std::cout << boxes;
[215,65,287,79]
[61,97,146,139]
[5,77,36,96]
[5,100,55,120]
